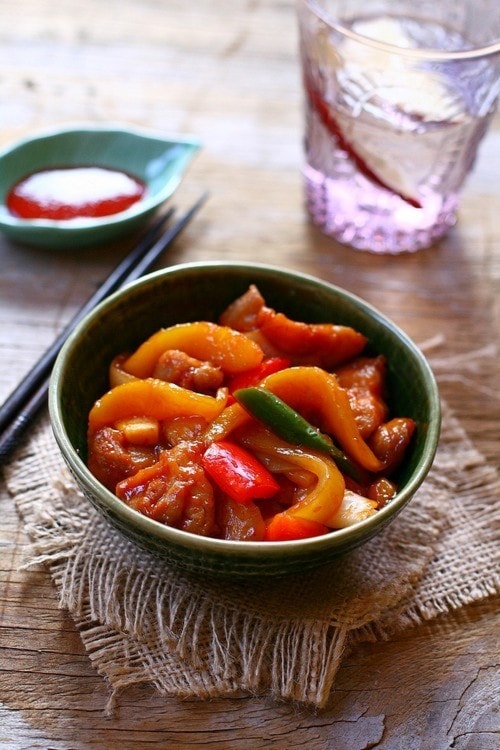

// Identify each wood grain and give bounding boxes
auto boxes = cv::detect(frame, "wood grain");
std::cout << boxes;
[1,1,498,747]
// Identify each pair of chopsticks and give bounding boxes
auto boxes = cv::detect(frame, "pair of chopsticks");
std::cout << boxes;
[0,192,208,465]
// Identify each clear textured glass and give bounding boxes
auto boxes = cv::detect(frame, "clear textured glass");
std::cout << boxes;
[297,0,500,253]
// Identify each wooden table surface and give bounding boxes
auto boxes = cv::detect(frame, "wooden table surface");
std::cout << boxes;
[0,2,498,748]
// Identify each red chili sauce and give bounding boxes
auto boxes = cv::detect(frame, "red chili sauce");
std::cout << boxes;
[6,166,146,220]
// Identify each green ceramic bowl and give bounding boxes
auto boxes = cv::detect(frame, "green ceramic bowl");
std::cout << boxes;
[49,262,441,578]
[0,124,199,248]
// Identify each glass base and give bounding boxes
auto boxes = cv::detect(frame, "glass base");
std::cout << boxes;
[304,165,458,254]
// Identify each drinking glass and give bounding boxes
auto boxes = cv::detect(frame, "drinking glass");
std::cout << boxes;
[297,0,500,253]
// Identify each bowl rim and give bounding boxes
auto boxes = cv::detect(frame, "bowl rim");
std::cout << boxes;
[49,260,442,559]
[0,122,200,233]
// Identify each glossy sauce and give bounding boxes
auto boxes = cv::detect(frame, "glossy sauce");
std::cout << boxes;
[7,166,146,220]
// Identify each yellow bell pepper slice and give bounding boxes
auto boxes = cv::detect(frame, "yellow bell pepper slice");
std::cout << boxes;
[88,378,227,432]
[262,366,384,473]
[202,401,251,443]
[281,448,345,527]
[240,426,345,527]
[122,321,264,378]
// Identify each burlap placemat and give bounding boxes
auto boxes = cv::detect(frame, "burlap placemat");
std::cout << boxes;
[3,352,500,711]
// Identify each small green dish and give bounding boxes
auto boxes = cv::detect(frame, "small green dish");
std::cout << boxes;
[49,262,441,578]
[0,124,200,248]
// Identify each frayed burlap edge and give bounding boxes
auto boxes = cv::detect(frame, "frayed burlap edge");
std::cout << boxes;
[4,394,499,711]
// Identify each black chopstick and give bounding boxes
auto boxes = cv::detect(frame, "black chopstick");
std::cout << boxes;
[0,191,208,464]
[0,207,175,440]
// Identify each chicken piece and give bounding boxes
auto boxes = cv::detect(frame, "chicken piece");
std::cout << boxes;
[255,307,366,367]
[369,417,416,472]
[218,284,265,331]
[335,356,389,438]
[217,495,266,541]
[87,426,158,491]
[220,285,367,369]
[116,442,216,536]
[368,477,398,508]
[162,415,208,446]
[152,349,224,393]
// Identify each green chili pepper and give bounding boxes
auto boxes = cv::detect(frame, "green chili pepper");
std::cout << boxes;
[233,386,361,482]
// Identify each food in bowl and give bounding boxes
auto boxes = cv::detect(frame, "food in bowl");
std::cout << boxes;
[86,284,416,543]
[50,262,440,576]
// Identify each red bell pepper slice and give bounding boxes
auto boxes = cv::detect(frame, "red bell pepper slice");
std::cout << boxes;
[202,440,280,504]
[228,356,291,393]
[264,514,329,542]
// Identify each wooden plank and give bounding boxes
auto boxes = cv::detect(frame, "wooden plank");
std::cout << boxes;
[0,1,498,747]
